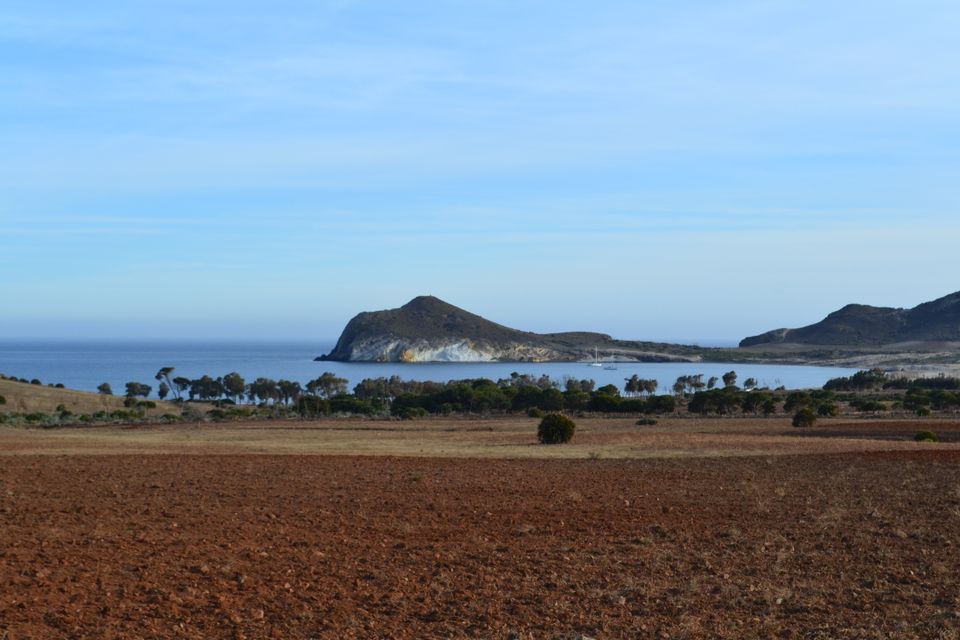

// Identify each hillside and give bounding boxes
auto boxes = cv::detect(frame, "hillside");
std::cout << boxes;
[741,291,960,347]
[319,296,704,363]
[321,294,960,367]
[0,378,175,416]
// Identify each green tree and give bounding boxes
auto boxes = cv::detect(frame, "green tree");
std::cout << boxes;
[124,382,151,398]
[511,385,543,411]
[277,379,303,405]
[539,388,565,411]
[172,376,191,400]
[564,378,595,393]
[595,384,620,397]
[155,367,178,400]
[741,390,772,414]
[563,389,589,412]
[222,372,246,404]
[306,372,348,399]
[644,395,676,414]
[248,378,279,404]
[189,375,224,401]
[97,382,113,395]
[762,398,778,416]
[354,377,390,401]
[722,370,738,388]
[158,382,170,400]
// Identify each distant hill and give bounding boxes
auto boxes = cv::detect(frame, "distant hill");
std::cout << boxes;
[740,291,960,347]
[318,296,702,363]
[320,294,960,366]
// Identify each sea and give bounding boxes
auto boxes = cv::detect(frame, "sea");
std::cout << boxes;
[0,340,860,399]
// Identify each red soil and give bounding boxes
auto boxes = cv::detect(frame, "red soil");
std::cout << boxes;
[1,452,959,639]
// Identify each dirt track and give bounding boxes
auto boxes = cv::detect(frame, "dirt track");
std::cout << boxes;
[2,451,959,639]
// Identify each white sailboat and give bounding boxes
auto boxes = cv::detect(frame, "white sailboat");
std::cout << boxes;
[589,346,603,367]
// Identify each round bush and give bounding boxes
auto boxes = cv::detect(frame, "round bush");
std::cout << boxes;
[526,407,543,418]
[0,394,6,405]
[914,430,939,443]
[636,417,658,426]
[817,402,840,417]
[792,407,817,428]
[537,413,576,444]
[399,407,428,420]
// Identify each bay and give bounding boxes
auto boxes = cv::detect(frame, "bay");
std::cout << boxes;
[0,340,859,398]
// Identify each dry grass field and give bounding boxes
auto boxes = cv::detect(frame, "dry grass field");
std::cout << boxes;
[1,414,958,458]
[2,415,960,639]
[0,378,176,416]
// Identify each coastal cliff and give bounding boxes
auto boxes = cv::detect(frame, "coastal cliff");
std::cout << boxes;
[319,293,960,367]
[317,296,699,363]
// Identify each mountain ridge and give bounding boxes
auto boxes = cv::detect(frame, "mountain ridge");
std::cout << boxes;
[740,291,960,347]
[318,296,691,363]
[319,293,960,366]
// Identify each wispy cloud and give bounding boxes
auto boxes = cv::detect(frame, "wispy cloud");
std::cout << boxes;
[2,1,959,338]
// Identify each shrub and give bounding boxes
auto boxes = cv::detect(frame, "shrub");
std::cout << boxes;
[30,379,42,386]
[851,399,887,413]
[527,408,543,418]
[914,430,939,443]
[295,395,330,418]
[537,413,576,444]
[784,392,811,412]
[644,395,676,414]
[0,395,5,405]
[399,407,428,420]
[109,410,138,422]
[636,417,658,426]
[329,396,375,415]
[817,402,840,417]
[792,407,817,428]
[916,407,932,417]
[181,405,204,422]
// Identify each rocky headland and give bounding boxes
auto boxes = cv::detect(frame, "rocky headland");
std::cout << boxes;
[318,293,960,368]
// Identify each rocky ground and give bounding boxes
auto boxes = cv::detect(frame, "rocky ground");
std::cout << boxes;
[2,449,959,639]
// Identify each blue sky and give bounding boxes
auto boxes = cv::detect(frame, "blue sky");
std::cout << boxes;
[2,0,959,342]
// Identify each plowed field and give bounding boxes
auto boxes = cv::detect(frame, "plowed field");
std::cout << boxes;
[2,447,959,638]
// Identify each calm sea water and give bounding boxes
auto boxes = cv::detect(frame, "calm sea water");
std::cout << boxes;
[0,340,859,398]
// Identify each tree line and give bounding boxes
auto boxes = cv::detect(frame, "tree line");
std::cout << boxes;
[100,368,690,418]
[98,369,351,405]
[93,365,960,422]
